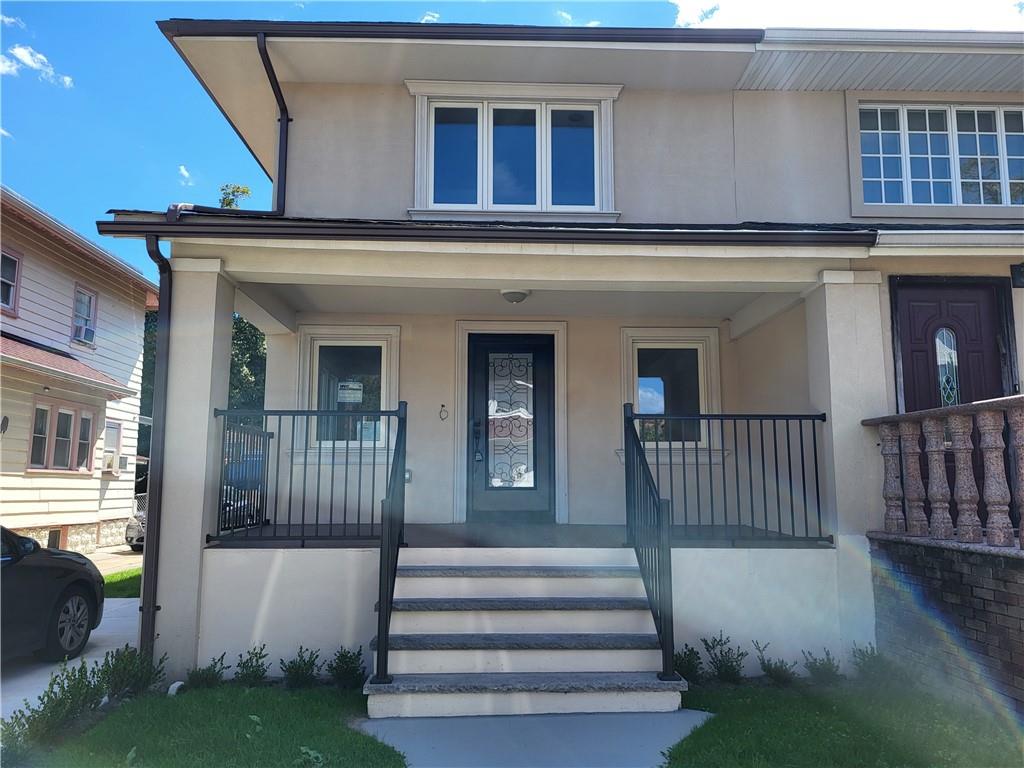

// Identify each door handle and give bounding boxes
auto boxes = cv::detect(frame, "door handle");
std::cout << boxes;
[472,418,484,462]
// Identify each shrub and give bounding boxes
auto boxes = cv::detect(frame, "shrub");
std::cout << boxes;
[700,631,748,684]
[280,647,322,688]
[673,644,704,683]
[1,659,103,748]
[802,648,842,685]
[752,641,797,686]
[851,642,906,687]
[326,645,366,689]
[186,653,230,690]
[235,644,270,687]
[95,645,167,699]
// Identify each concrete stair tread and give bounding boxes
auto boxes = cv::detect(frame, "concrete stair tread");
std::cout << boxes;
[396,565,641,578]
[364,671,687,696]
[391,597,651,612]
[372,633,660,651]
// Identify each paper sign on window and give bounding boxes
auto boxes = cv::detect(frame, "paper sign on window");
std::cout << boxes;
[337,381,363,404]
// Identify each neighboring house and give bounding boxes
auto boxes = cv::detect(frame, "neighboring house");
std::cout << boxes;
[1,188,157,554]
[99,22,1024,717]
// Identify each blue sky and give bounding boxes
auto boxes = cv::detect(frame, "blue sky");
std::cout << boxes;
[2,1,1022,281]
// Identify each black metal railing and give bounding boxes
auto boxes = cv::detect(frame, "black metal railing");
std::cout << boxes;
[213,405,408,545]
[627,407,829,541]
[371,401,408,684]
[623,404,680,681]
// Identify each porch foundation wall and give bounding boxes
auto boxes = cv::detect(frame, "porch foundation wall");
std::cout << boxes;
[868,533,1024,717]
[197,547,380,674]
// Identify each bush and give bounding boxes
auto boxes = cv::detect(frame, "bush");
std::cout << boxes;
[700,632,748,684]
[851,643,906,687]
[95,645,167,699]
[280,647,322,689]
[186,653,230,690]
[752,641,797,686]
[673,644,704,683]
[802,648,842,685]
[235,644,270,687]
[326,645,366,689]
[1,659,103,748]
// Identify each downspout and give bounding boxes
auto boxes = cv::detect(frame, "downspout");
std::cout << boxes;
[139,235,171,659]
[167,31,290,221]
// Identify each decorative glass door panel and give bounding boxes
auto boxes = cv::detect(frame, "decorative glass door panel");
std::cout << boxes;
[468,335,554,522]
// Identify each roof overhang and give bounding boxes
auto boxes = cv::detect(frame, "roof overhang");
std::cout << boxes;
[157,20,1024,183]
[0,336,136,400]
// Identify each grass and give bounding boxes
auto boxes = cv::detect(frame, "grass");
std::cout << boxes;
[666,682,1023,768]
[36,687,404,768]
[103,568,142,599]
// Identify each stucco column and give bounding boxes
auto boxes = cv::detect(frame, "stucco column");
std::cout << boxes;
[155,258,234,677]
[804,269,889,653]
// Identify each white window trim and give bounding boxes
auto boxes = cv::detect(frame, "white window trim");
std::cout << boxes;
[410,80,619,217]
[619,327,722,451]
[847,94,1024,217]
[297,325,401,456]
[102,420,123,475]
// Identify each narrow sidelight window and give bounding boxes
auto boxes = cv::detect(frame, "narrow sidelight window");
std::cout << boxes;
[957,109,1002,205]
[935,327,960,407]
[432,106,480,205]
[30,406,50,468]
[550,108,596,206]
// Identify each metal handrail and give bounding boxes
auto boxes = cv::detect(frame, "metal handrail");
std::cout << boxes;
[624,403,681,681]
[371,401,408,684]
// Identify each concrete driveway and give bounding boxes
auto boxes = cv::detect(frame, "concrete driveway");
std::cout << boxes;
[1,598,139,718]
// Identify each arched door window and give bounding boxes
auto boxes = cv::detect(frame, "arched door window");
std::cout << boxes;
[934,327,960,407]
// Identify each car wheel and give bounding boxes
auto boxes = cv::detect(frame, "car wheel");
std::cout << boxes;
[39,587,94,661]
[130,544,143,553]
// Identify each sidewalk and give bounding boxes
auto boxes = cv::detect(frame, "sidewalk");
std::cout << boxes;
[87,544,143,576]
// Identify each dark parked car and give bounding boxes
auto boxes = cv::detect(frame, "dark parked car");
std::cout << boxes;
[1,527,105,661]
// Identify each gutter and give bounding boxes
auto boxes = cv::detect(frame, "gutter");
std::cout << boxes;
[166,31,290,218]
[138,235,171,661]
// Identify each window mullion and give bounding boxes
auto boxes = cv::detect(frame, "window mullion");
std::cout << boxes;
[899,106,912,205]
[950,105,964,206]
[996,106,1010,207]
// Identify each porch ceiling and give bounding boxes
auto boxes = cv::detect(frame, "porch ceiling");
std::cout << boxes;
[237,282,767,320]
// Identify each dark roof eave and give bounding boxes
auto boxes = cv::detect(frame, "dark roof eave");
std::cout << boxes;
[97,217,878,246]
[157,19,766,45]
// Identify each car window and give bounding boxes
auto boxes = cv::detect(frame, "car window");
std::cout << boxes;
[1,534,13,558]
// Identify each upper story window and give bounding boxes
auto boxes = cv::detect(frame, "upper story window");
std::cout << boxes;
[1,251,20,315]
[409,81,620,218]
[72,285,97,345]
[858,104,1024,208]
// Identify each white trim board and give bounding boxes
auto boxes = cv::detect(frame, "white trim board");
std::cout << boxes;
[453,320,569,524]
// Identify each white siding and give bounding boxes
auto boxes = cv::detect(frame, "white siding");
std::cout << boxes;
[1,215,149,549]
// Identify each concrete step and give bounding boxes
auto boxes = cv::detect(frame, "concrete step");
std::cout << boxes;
[365,672,685,718]
[396,565,642,578]
[394,574,646,599]
[399,547,637,567]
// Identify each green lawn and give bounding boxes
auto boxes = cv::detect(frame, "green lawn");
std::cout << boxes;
[38,687,404,768]
[667,683,1023,768]
[103,568,142,598]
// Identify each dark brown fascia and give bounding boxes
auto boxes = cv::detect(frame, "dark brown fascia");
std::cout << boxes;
[157,19,766,45]
[97,218,878,246]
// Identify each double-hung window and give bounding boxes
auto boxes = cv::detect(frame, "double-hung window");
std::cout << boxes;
[857,104,1024,208]
[102,420,125,474]
[1,252,20,314]
[28,401,94,472]
[411,82,619,216]
[72,285,97,345]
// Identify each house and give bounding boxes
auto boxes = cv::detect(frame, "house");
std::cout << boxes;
[1,188,157,553]
[98,22,1024,717]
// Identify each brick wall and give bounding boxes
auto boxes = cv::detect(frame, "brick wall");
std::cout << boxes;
[869,532,1024,716]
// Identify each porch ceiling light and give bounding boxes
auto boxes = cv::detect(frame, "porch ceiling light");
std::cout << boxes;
[500,289,532,304]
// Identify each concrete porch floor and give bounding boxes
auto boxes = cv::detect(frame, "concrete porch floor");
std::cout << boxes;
[356,708,712,768]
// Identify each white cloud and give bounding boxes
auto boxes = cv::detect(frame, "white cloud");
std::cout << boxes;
[178,165,194,187]
[7,45,73,87]
[1,14,24,28]
[555,9,573,25]
[670,0,1024,30]
[419,11,440,23]
[0,127,11,139]
[585,20,602,27]
[0,54,18,76]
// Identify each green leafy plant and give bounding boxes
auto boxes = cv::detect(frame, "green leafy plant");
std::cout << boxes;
[235,644,270,687]
[280,647,322,689]
[802,648,842,685]
[700,631,748,684]
[186,653,231,690]
[752,641,797,686]
[1,659,103,749]
[96,645,167,699]
[325,646,366,690]
[851,642,906,687]
[673,644,704,683]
